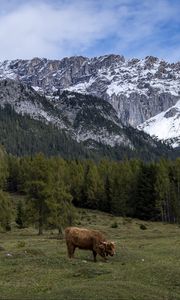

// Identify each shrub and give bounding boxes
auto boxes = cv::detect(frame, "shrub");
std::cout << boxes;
[111,221,118,228]
[17,241,26,248]
[140,224,147,230]
[76,221,82,225]
[0,245,5,251]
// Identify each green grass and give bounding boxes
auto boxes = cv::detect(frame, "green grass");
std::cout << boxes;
[0,208,180,300]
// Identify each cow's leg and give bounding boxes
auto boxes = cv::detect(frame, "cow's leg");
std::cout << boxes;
[92,250,97,262]
[67,246,72,258]
[99,251,108,262]
[66,242,75,259]
[71,245,76,258]
[66,241,71,258]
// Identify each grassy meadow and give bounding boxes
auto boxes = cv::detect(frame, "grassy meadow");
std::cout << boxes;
[0,207,180,300]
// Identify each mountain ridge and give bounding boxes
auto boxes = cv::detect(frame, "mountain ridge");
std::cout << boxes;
[0,54,180,149]
[0,78,173,160]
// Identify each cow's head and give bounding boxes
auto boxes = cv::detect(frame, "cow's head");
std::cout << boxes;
[99,241,115,256]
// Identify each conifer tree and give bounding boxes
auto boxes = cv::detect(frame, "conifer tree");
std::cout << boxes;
[15,200,27,228]
[46,183,75,235]
[155,160,171,222]
[68,160,84,207]
[0,145,8,189]
[110,161,135,216]
[169,159,180,223]
[24,153,51,235]
[82,162,103,209]
[47,158,76,235]
[7,156,21,192]
[135,163,159,220]
[0,191,13,231]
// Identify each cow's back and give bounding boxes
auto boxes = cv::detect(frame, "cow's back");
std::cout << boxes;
[65,227,105,250]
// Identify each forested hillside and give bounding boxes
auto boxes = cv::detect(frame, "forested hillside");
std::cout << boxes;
[0,104,91,158]
[0,104,175,161]
[0,146,180,234]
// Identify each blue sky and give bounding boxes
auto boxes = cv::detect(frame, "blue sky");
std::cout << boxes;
[0,0,180,61]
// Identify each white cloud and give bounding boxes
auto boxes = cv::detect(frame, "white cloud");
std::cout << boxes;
[112,0,180,61]
[0,1,119,60]
[0,0,179,61]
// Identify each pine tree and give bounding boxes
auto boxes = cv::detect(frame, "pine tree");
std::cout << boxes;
[103,174,113,212]
[15,200,27,228]
[169,159,180,223]
[110,161,135,216]
[68,160,84,207]
[24,153,51,235]
[47,158,76,235]
[0,145,8,189]
[155,160,171,222]
[0,190,13,231]
[82,162,103,209]
[135,163,159,220]
[7,156,21,192]
[97,160,114,212]
[46,183,75,236]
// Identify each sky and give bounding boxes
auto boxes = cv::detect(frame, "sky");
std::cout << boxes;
[0,0,180,62]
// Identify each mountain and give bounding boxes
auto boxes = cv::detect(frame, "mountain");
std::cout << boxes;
[138,100,180,148]
[0,54,179,152]
[0,104,90,158]
[0,79,130,148]
[0,79,67,128]
[0,79,172,160]
[0,55,180,122]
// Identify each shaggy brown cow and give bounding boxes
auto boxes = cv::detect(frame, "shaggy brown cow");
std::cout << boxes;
[65,227,115,262]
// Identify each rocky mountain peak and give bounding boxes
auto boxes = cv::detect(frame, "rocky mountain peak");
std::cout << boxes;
[0,54,180,148]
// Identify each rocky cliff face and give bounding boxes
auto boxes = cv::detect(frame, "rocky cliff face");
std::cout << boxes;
[1,55,180,125]
[0,79,171,159]
[0,79,66,129]
[0,54,180,147]
[0,79,131,148]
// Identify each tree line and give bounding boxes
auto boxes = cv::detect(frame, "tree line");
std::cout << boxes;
[0,104,175,161]
[0,147,180,234]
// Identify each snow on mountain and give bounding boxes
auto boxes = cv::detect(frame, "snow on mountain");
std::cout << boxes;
[51,91,133,148]
[0,55,180,127]
[0,79,133,148]
[138,100,180,148]
[0,79,67,129]
[0,54,180,148]
[67,56,180,99]
[0,79,169,157]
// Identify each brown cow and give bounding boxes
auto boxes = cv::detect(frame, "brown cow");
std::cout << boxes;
[65,227,115,262]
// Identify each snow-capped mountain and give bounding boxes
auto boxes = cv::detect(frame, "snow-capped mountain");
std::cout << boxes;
[138,100,180,148]
[0,78,172,160]
[0,79,131,148]
[0,54,180,148]
[0,79,66,129]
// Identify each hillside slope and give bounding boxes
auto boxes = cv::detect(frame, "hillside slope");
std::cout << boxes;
[0,206,180,300]
[0,102,173,160]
